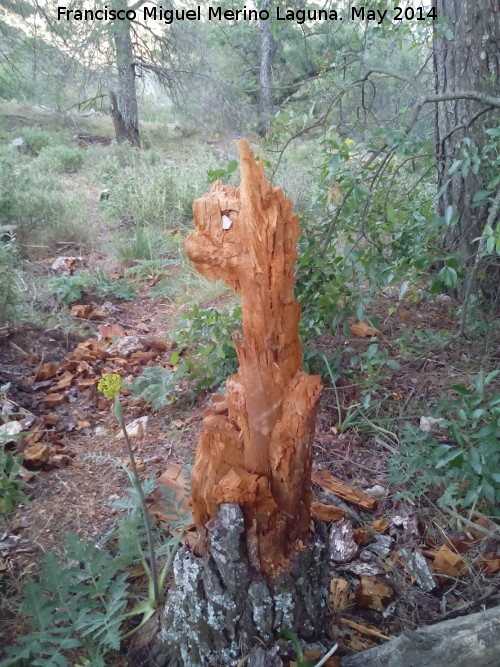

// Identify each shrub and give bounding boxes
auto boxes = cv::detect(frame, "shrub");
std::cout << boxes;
[0,235,18,323]
[17,127,64,155]
[388,370,500,513]
[36,145,84,173]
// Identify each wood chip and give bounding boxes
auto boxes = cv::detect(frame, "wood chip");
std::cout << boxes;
[43,414,59,426]
[329,578,352,611]
[350,321,380,338]
[71,304,93,318]
[371,518,389,534]
[34,362,58,382]
[355,576,393,611]
[50,454,72,468]
[312,501,348,523]
[42,393,68,407]
[23,443,50,469]
[432,544,467,580]
[312,468,377,511]
[47,371,73,393]
[139,337,168,352]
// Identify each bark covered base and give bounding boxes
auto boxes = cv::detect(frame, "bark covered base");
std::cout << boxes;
[152,504,329,666]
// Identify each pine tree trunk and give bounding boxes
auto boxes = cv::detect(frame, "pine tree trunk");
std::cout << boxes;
[110,6,141,148]
[259,0,275,136]
[433,0,499,298]
[153,140,326,665]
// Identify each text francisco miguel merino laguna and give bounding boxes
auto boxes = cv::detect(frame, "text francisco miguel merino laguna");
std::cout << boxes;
[56,5,437,25]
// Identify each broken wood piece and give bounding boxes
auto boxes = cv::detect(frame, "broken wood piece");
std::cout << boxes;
[42,393,68,407]
[312,468,377,511]
[340,618,391,642]
[330,578,352,611]
[23,442,50,469]
[432,543,467,581]
[34,362,58,382]
[312,501,348,523]
[354,576,393,611]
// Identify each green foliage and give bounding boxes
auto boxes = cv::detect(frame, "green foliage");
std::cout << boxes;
[90,270,136,301]
[206,159,238,184]
[116,226,172,264]
[0,447,28,514]
[0,149,87,249]
[49,271,136,305]
[295,131,439,335]
[2,534,129,665]
[0,234,18,324]
[18,128,65,155]
[124,258,175,282]
[128,365,179,410]
[3,470,191,666]
[172,303,241,390]
[388,371,500,513]
[97,149,200,229]
[129,305,241,410]
[35,145,84,174]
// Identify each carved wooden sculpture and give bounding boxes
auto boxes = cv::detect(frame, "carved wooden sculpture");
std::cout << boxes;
[186,140,322,575]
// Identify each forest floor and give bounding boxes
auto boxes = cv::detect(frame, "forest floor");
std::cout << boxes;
[0,119,499,664]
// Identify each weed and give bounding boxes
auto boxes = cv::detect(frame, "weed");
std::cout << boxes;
[49,271,136,306]
[2,443,191,666]
[115,227,171,264]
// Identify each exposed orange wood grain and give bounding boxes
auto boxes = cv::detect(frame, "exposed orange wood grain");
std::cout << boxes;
[312,468,377,511]
[187,141,322,575]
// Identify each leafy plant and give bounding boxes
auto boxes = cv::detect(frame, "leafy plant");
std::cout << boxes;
[91,270,136,300]
[0,447,28,514]
[97,374,160,604]
[0,234,18,324]
[388,370,500,513]
[49,271,136,305]
[128,365,180,411]
[2,434,191,665]
[2,534,128,666]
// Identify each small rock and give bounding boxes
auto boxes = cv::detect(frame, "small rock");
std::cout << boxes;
[115,416,148,439]
[419,416,444,432]
[0,421,23,444]
[364,484,388,498]
[11,137,36,156]
[95,426,108,437]
[108,335,146,358]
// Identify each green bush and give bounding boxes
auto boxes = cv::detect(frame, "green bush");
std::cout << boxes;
[0,235,18,323]
[36,145,84,173]
[388,370,500,513]
[17,127,64,155]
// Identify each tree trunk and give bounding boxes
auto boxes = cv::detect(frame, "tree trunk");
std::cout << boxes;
[433,0,499,298]
[259,0,275,136]
[110,4,141,147]
[340,604,500,667]
[153,140,325,664]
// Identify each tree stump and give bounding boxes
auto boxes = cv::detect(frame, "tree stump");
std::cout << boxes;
[155,140,325,665]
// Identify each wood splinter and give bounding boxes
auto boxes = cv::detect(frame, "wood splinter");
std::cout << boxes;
[185,140,322,576]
